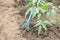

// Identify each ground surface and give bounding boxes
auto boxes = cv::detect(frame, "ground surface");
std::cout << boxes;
[0,0,60,40]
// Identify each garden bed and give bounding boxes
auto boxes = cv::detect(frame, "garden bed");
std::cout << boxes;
[0,0,60,40]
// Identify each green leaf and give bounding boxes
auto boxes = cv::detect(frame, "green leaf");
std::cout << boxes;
[43,20,52,25]
[35,20,42,24]
[37,14,41,19]
[41,2,49,11]
[25,8,32,18]
[38,26,42,34]
[34,20,42,27]
[46,12,50,18]
[34,22,41,27]
[32,12,37,19]
[37,0,41,5]
[51,9,56,17]
[31,7,37,19]
[35,7,39,13]
[39,7,46,13]
[32,0,37,4]
[42,24,47,30]
[49,18,56,24]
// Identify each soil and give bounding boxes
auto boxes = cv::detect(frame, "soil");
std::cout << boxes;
[0,0,60,40]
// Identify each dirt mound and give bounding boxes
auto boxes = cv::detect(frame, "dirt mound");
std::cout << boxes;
[0,0,24,40]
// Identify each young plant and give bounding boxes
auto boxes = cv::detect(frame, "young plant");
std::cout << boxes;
[19,0,56,34]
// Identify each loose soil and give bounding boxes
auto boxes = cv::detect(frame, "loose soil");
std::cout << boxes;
[0,0,60,40]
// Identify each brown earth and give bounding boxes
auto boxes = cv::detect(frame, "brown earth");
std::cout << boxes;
[0,0,60,40]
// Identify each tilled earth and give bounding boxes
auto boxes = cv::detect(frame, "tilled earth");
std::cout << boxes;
[0,0,60,40]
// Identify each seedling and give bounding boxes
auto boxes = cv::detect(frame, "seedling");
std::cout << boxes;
[19,0,56,34]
